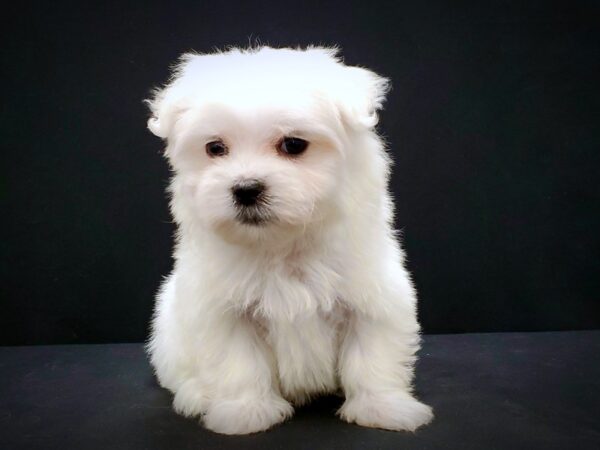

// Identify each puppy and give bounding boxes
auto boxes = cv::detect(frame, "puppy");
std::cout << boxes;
[145,46,433,435]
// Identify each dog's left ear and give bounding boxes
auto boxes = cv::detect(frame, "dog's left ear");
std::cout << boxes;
[335,66,390,130]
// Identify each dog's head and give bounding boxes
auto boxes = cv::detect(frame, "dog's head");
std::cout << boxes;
[146,47,389,244]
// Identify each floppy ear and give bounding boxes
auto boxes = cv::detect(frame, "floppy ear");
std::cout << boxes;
[145,53,198,140]
[145,78,193,141]
[145,88,183,139]
[336,66,390,130]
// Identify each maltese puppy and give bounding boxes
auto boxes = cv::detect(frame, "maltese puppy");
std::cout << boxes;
[145,46,433,435]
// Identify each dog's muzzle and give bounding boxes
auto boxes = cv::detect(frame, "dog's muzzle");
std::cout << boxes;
[231,179,270,225]
[231,179,265,207]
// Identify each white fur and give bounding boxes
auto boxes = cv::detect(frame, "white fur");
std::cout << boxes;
[145,46,433,435]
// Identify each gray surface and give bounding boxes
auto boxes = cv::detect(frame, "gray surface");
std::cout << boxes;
[1,331,599,449]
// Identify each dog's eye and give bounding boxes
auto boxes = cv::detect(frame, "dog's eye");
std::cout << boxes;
[278,137,309,156]
[206,140,228,157]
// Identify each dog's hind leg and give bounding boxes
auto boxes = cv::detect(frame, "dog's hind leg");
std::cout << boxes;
[147,273,194,393]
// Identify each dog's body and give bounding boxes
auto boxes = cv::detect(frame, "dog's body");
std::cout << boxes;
[146,46,433,435]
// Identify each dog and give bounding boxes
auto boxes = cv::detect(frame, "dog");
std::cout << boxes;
[145,46,433,435]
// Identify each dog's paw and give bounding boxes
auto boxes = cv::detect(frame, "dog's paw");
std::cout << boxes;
[172,378,208,418]
[203,394,293,435]
[339,391,433,432]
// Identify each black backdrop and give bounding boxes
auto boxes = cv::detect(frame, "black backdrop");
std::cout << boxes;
[2,1,599,345]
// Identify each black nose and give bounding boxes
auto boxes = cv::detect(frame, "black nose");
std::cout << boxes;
[232,180,266,206]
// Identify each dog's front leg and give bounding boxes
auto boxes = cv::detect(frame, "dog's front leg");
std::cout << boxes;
[338,312,433,431]
[200,313,293,435]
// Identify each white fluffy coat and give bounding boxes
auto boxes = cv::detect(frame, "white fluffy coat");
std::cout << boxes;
[146,46,433,435]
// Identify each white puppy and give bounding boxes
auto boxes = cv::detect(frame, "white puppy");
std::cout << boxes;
[145,46,433,435]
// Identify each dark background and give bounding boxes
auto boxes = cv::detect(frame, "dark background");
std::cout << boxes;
[1,1,598,346]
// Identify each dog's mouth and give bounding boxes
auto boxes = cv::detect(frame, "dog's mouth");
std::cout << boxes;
[235,207,272,226]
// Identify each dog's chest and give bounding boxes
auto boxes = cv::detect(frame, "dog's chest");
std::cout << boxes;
[241,252,346,399]
[234,248,342,321]
[220,246,345,403]
[263,307,345,401]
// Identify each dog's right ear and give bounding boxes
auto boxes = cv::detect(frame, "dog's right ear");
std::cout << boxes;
[145,53,199,140]
[145,85,187,141]
[145,89,174,140]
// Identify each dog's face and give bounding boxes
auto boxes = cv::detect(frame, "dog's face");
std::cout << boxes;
[147,47,388,242]
[167,91,344,237]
